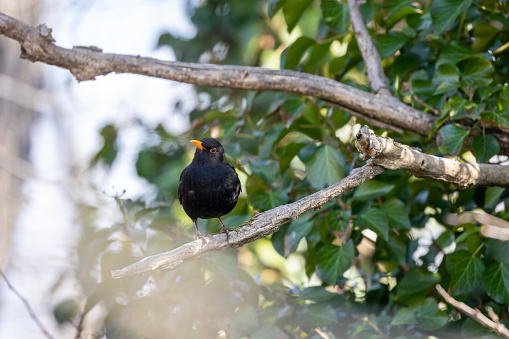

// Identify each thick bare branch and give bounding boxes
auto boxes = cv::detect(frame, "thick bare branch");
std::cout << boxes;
[436,284,509,338]
[1,12,508,155]
[0,11,432,136]
[110,164,386,278]
[348,0,391,97]
[355,126,509,188]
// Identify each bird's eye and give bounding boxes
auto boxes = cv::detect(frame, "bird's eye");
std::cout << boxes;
[210,148,217,154]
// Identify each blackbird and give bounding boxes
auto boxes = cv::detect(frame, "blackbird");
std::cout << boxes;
[178,138,241,243]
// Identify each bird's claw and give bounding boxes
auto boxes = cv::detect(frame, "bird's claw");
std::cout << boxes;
[220,227,238,245]
[196,231,208,244]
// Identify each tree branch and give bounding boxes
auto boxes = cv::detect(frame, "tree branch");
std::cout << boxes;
[110,164,386,278]
[436,284,509,338]
[355,126,509,188]
[0,269,55,339]
[348,0,391,97]
[1,12,508,155]
[0,11,431,136]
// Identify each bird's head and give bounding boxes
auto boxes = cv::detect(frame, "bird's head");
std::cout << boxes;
[190,138,226,164]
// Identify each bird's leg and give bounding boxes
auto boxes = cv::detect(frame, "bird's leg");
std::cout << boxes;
[193,219,207,244]
[218,217,237,244]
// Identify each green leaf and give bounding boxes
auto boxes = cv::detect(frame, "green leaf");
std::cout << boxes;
[54,299,79,324]
[437,124,470,155]
[375,32,408,58]
[472,23,500,52]
[321,0,349,34]
[483,263,509,304]
[483,112,509,128]
[92,124,118,167]
[281,0,314,33]
[485,187,505,210]
[391,307,417,326]
[479,84,503,101]
[306,145,345,190]
[397,268,440,300]
[411,298,448,331]
[298,286,336,302]
[381,198,411,231]
[458,56,494,87]
[462,318,504,339]
[437,42,479,66]
[358,208,389,240]
[250,189,288,210]
[386,7,420,31]
[432,64,460,95]
[278,142,307,173]
[486,239,509,264]
[316,240,355,285]
[445,250,485,295]
[281,36,315,70]
[471,134,500,163]
[288,218,314,253]
[231,304,259,336]
[430,0,473,35]
[281,99,306,118]
[299,303,337,327]
[353,181,395,201]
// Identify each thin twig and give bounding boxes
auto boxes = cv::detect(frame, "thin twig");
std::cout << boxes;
[348,0,391,96]
[315,327,331,339]
[0,269,55,339]
[412,95,440,116]
[436,284,509,338]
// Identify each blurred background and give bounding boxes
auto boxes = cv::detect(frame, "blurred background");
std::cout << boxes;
[1,0,508,338]
[0,0,197,337]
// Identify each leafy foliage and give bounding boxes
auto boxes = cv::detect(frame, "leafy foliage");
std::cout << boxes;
[56,0,509,338]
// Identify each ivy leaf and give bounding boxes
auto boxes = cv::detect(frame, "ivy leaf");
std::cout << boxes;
[288,218,314,253]
[316,240,355,285]
[306,145,345,190]
[432,64,460,95]
[458,56,493,87]
[375,32,408,58]
[281,37,315,70]
[486,239,509,264]
[483,263,509,304]
[353,181,395,200]
[321,0,349,35]
[358,208,389,240]
[437,124,470,155]
[445,250,485,295]
[281,0,314,33]
[381,198,411,231]
[298,286,336,302]
[485,187,505,210]
[437,42,479,66]
[430,0,473,35]
[471,134,500,163]
[397,268,440,300]
[411,298,448,331]
[298,303,337,327]
[391,307,417,326]
[250,189,288,211]
[483,112,509,128]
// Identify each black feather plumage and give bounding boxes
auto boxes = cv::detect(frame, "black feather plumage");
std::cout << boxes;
[178,138,241,242]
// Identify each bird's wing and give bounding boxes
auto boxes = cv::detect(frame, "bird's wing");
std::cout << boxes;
[177,167,186,205]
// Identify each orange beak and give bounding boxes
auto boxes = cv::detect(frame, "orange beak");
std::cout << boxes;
[190,140,204,150]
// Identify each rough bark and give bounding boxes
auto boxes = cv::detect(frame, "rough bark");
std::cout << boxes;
[0,12,507,155]
[355,126,509,188]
